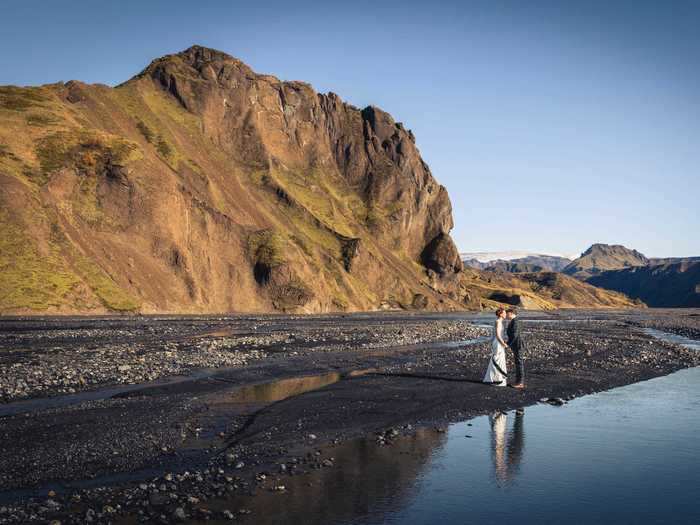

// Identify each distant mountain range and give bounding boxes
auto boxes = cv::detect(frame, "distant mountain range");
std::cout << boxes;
[462,252,573,272]
[565,245,699,307]
[461,244,699,308]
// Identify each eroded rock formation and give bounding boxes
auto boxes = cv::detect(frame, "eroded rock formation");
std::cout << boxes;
[0,46,639,313]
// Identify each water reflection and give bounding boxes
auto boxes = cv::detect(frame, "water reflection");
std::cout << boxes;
[228,372,342,404]
[200,428,447,525]
[490,409,525,484]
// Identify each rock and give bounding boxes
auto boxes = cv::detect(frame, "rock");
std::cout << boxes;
[546,397,566,406]
[421,233,463,276]
[173,507,187,521]
[412,293,429,309]
[149,492,169,506]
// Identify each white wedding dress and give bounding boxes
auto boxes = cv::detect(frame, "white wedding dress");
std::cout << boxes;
[483,318,508,386]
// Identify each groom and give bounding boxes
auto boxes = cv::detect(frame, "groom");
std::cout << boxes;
[506,307,526,389]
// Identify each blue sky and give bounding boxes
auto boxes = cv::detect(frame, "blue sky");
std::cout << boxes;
[1,0,698,257]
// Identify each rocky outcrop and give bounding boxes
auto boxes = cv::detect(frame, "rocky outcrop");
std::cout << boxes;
[142,46,452,261]
[0,46,463,314]
[421,233,463,276]
[0,46,641,313]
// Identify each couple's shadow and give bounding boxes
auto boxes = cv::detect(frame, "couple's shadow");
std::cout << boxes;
[375,371,486,385]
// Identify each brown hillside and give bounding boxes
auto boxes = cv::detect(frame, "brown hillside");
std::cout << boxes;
[0,46,638,313]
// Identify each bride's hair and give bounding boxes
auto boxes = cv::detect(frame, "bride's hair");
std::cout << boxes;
[495,307,505,317]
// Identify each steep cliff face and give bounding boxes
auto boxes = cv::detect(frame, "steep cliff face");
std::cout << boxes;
[0,46,461,313]
[0,46,640,313]
[143,46,453,261]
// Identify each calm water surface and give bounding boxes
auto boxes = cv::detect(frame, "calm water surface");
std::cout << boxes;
[360,366,700,525]
[223,332,700,525]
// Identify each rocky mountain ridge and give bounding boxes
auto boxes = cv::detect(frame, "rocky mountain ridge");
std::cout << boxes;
[0,46,637,313]
[562,243,649,279]
[462,242,698,308]
[560,243,699,307]
[462,253,572,272]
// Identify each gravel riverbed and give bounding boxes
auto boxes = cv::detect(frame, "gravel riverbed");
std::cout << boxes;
[0,309,698,524]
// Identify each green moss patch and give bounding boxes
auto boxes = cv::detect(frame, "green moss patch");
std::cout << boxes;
[0,215,81,311]
[156,136,173,158]
[0,211,140,312]
[36,130,140,176]
[247,229,287,267]
[136,120,155,143]
[26,113,61,127]
[71,253,140,311]
[0,86,50,112]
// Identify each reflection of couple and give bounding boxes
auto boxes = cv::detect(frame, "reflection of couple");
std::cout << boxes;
[483,307,526,388]
[489,409,525,484]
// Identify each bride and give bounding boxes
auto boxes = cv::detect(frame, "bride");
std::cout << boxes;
[483,307,508,386]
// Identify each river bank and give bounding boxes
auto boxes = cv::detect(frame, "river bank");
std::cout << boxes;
[0,309,698,524]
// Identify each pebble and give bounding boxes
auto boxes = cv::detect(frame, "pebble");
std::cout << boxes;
[546,397,566,406]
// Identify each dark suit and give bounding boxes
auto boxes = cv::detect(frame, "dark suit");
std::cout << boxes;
[506,317,526,384]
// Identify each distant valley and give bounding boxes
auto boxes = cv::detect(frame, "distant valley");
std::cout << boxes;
[463,244,699,308]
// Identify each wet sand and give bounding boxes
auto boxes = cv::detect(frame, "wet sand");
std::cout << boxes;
[0,309,698,524]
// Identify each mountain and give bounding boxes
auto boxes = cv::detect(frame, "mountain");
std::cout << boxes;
[0,46,638,313]
[587,261,700,307]
[649,256,700,265]
[485,261,547,273]
[461,251,573,263]
[563,244,699,307]
[457,269,640,310]
[484,255,572,273]
[461,258,490,270]
[563,244,649,279]
[461,253,572,273]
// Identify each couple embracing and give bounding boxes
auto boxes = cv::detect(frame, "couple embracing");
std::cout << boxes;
[483,307,526,389]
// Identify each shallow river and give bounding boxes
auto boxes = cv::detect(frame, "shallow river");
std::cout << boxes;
[213,331,700,525]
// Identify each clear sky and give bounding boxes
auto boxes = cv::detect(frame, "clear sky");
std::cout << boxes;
[1,0,698,257]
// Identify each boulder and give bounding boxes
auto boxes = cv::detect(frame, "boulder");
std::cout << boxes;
[421,233,463,276]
